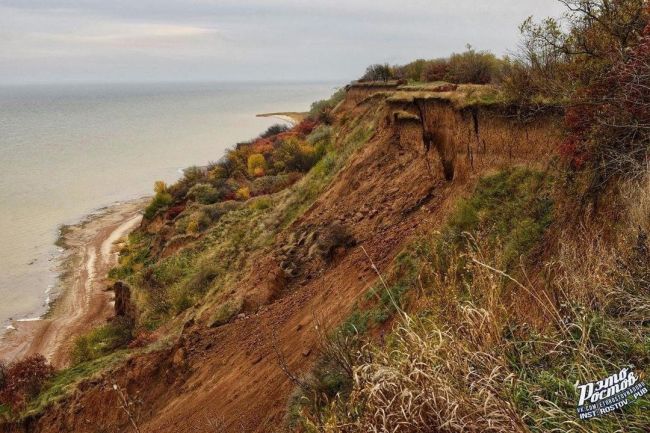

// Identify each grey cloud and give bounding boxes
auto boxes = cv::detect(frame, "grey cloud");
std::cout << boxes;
[0,1,568,84]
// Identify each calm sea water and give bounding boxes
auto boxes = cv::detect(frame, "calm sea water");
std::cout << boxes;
[0,81,338,327]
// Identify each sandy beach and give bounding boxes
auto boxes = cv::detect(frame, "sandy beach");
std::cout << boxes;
[0,198,147,368]
[256,111,306,125]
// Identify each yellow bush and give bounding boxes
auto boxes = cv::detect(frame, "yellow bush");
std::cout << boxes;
[235,187,250,201]
[247,153,266,177]
[187,219,200,234]
[154,180,167,194]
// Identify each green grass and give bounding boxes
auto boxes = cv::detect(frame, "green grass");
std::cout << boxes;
[71,319,133,365]
[108,230,152,280]
[24,350,131,418]
[296,166,650,432]
[387,84,508,109]
[209,298,243,328]
[143,191,173,220]
[441,167,553,271]
[292,168,557,426]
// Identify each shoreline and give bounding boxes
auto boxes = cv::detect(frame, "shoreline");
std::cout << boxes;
[0,197,148,367]
[256,111,306,125]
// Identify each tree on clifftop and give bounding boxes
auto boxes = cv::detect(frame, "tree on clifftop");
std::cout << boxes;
[361,63,393,81]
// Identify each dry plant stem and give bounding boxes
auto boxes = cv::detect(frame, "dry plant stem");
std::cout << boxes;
[113,384,141,433]
[361,245,407,320]
[271,328,311,394]
[470,258,567,333]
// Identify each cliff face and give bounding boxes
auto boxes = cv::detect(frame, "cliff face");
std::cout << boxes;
[2,85,562,433]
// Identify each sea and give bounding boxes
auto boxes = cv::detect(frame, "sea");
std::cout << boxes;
[0,81,339,328]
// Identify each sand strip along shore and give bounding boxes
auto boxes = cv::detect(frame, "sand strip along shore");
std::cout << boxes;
[0,198,148,368]
[256,111,306,125]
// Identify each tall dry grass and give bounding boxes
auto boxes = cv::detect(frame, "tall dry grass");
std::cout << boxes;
[303,169,649,433]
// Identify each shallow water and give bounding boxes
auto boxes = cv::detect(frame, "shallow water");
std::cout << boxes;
[0,81,339,326]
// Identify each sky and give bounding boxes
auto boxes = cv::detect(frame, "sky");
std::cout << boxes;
[0,1,567,84]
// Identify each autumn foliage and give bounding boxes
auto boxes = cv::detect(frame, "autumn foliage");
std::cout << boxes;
[504,1,649,202]
[140,112,332,222]
[560,5,650,198]
[0,355,54,412]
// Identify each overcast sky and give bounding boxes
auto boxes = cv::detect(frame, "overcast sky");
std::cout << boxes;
[0,1,567,84]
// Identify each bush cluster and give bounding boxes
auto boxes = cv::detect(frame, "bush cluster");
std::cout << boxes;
[142,116,331,221]
[0,355,54,413]
[359,46,505,84]
[144,181,173,220]
[500,1,649,203]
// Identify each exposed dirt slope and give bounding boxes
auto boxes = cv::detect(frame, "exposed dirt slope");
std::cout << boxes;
[3,91,561,433]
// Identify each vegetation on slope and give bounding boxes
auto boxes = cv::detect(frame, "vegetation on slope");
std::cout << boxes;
[2,2,648,429]
[286,3,650,431]
[293,167,649,433]
[0,88,381,422]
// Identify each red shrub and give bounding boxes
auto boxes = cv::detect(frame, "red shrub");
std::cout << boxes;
[0,355,54,412]
[250,138,274,154]
[564,19,650,185]
[165,202,186,220]
[274,131,299,142]
[295,119,318,136]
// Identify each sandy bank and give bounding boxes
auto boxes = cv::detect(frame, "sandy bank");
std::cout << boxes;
[0,198,147,368]
[256,111,306,125]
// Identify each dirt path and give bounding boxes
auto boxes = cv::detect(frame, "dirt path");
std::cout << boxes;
[0,199,146,368]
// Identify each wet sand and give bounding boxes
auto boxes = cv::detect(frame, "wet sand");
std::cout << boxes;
[0,198,147,367]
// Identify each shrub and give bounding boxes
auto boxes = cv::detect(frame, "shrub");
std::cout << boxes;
[235,186,250,201]
[0,355,54,412]
[394,59,428,82]
[250,174,296,196]
[247,153,267,177]
[563,18,650,202]
[208,157,237,181]
[71,318,133,365]
[272,138,321,173]
[186,183,220,204]
[420,58,449,82]
[223,148,249,178]
[144,187,173,220]
[446,45,502,84]
[360,63,393,81]
[260,123,290,139]
[294,119,318,136]
[309,88,345,123]
[153,180,166,194]
[168,166,207,199]
[185,209,212,233]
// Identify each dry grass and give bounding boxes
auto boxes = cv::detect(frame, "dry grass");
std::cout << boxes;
[301,169,650,433]
[325,309,528,433]
[386,84,504,109]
